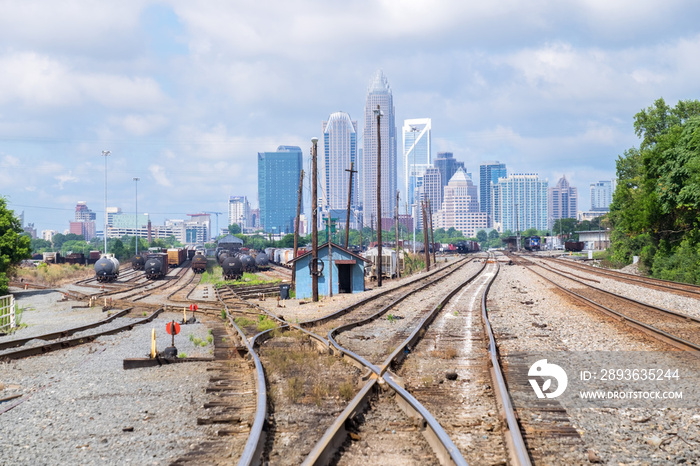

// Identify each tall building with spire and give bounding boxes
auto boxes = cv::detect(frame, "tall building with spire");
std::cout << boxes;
[362,70,397,228]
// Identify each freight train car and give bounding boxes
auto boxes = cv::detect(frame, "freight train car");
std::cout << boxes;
[95,255,120,282]
[565,241,585,252]
[167,248,186,267]
[191,252,208,273]
[145,253,169,279]
[456,240,480,254]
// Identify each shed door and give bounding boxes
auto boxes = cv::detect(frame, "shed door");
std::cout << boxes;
[338,264,353,294]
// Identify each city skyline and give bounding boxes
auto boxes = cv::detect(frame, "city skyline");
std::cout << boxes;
[2,2,700,234]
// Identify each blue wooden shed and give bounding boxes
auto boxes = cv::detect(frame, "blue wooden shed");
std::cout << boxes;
[291,242,369,299]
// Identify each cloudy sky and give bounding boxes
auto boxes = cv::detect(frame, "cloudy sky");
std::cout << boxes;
[2,0,700,236]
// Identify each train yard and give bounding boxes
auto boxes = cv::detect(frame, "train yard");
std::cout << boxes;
[1,250,700,465]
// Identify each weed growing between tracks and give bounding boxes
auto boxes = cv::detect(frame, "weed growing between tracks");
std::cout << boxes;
[259,329,363,463]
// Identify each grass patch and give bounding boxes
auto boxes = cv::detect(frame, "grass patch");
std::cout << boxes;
[13,263,93,287]
[311,381,329,407]
[287,377,304,403]
[339,381,355,401]
[256,314,277,332]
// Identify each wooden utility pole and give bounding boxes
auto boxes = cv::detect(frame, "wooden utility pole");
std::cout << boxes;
[292,169,304,286]
[328,214,333,297]
[374,104,383,287]
[428,198,436,265]
[422,200,430,271]
[311,138,319,302]
[344,162,356,249]
[395,190,400,278]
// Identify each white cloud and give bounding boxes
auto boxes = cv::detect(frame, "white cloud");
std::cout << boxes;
[55,171,79,189]
[149,164,173,187]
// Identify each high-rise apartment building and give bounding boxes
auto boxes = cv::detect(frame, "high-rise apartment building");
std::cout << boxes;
[362,70,397,227]
[322,112,358,212]
[549,176,578,228]
[418,167,442,231]
[228,196,251,231]
[403,118,431,215]
[493,173,548,232]
[479,161,507,227]
[436,169,487,237]
[590,180,615,211]
[258,145,303,234]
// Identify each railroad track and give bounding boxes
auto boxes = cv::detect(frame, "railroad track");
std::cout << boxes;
[301,253,532,465]
[546,255,700,300]
[0,307,162,360]
[174,254,535,465]
[512,254,700,353]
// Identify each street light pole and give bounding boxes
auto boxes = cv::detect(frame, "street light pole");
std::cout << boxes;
[101,150,110,254]
[133,177,140,255]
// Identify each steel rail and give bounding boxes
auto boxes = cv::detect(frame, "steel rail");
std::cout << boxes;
[0,308,130,351]
[520,260,700,354]
[524,256,700,325]
[480,259,532,466]
[326,255,474,355]
[378,259,489,373]
[550,255,700,297]
[213,286,268,466]
[299,256,473,328]
[301,376,378,466]
[216,285,332,465]
[0,307,163,360]
[306,257,489,465]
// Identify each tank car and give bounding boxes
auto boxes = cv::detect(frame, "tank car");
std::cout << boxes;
[144,252,169,279]
[239,254,256,272]
[220,255,243,280]
[95,255,120,282]
[255,252,270,270]
[191,252,208,273]
[132,253,146,271]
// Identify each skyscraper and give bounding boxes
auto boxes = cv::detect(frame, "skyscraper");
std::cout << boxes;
[362,70,397,227]
[549,176,578,228]
[421,166,442,230]
[494,173,548,232]
[228,196,251,231]
[403,118,432,216]
[479,161,507,227]
[434,152,465,199]
[590,180,615,211]
[322,112,358,212]
[436,169,487,237]
[258,146,303,234]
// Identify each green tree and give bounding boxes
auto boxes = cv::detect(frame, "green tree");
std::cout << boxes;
[31,238,52,253]
[610,98,700,277]
[476,230,488,243]
[0,198,31,294]
[228,223,242,234]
